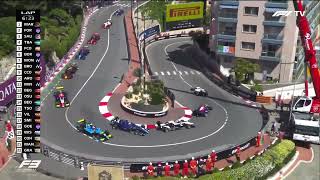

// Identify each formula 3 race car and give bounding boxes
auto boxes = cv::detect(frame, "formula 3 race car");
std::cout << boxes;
[76,46,90,60]
[53,86,70,108]
[87,32,100,44]
[191,87,208,96]
[114,8,124,16]
[193,104,213,117]
[61,63,79,79]
[76,119,112,141]
[110,117,149,136]
[156,119,195,132]
[102,19,112,29]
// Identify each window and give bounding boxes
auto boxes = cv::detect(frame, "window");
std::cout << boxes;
[243,25,257,33]
[244,7,259,16]
[294,125,319,136]
[241,42,255,50]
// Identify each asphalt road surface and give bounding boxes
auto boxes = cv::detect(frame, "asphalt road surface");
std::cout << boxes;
[41,5,262,163]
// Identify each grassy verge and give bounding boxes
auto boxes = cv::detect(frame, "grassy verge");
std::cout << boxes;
[132,140,296,180]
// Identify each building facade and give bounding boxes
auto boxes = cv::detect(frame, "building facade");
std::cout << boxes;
[209,0,299,83]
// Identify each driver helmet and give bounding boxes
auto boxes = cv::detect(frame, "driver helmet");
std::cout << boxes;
[59,93,64,97]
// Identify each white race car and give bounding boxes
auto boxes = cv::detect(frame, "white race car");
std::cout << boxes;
[102,19,112,29]
[191,87,208,96]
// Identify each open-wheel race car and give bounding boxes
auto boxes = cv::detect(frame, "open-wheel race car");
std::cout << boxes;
[156,119,195,132]
[193,104,213,117]
[76,46,90,60]
[53,86,70,108]
[87,32,100,44]
[114,8,124,16]
[191,87,208,96]
[76,119,112,141]
[61,63,79,79]
[102,19,112,29]
[110,117,149,136]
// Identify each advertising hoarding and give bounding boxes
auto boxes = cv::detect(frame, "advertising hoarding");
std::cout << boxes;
[166,2,204,22]
[139,25,160,40]
[165,2,204,31]
[0,76,16,106]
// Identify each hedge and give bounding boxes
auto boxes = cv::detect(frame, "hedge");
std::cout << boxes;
[132,140,296,180]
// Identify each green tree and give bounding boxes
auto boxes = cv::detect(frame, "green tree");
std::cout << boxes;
[234,58,260,83]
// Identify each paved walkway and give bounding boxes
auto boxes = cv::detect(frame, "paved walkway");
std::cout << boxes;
[284,145,319,180]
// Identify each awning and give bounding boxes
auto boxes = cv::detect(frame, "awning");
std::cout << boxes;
[219,5,238,9]
[265,8,286,13]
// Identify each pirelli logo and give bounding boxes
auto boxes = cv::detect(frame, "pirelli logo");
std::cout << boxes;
[169,7,201,18]
[166,2,204,22]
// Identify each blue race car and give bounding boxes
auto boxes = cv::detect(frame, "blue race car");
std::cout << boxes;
[110,117,149,136]
[77,46,90,60]
[76,119,112,141]
[115,8,124,16]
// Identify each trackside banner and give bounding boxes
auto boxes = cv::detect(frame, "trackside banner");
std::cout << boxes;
[165,2,204,31]
[166,2,204,22]
[0,76,16,106]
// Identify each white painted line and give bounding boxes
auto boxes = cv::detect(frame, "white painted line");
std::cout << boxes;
[112,83,121,93]
[164,41,193,87]
[154,72,159,76]
[196,71,201,75]
[179,71,183,75]
[249,156,255,159]
[167,71,171,75]
[184,71,189,75]
[219,168,224,171]
[173,71,177,75]
[160,71,165,75]
[190,71,195,75]
[240,160,245,164]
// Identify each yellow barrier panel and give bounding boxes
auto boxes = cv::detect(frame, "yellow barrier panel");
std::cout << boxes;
[166,2,204,22]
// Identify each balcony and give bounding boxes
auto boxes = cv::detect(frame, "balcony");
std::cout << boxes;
[265,0,288,8]
[218,12,238,23]
[220,0,239,6]
[216,31,236,41]
[260,51,281,62]
[262,34,283,44]
[263,16,286,27]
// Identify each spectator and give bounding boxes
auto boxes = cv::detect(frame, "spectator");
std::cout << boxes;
[190,157,197,177]
[210,150,217,167]
[182,160,189,178]
[147,162,154,177]
[164,162,170,176]
[205,155,212,173]
[236,146,241,161]
[173,161,180,176]
[156,162,162,177]
[197,158,205,176]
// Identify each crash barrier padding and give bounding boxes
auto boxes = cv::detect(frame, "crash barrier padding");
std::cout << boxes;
[120,101,168,118]
[256,96,273,104]
[129,138,256,172]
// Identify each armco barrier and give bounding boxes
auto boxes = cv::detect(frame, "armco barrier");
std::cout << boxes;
[42,6,99,89]
[129,138,256,172]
